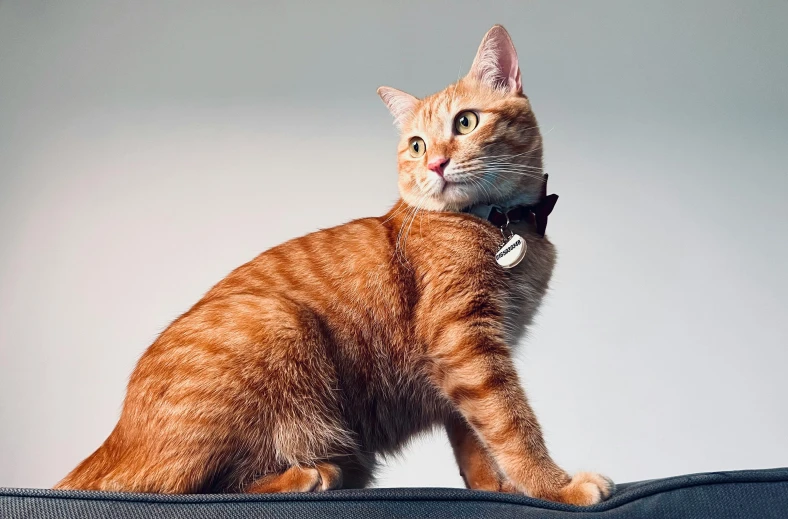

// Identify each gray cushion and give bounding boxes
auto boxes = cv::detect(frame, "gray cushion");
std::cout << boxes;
[2,467,786,518]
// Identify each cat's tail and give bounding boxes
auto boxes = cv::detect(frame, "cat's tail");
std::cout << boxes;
[53,440,117,491]
[53,427,217,493]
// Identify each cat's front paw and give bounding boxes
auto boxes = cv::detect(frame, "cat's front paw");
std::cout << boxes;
[554,472,615,506]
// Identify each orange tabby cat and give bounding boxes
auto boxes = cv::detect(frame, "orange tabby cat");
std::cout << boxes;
[55,25,613,505]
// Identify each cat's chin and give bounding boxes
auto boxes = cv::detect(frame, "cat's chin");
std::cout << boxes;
[401,193,471,213]
[402,182,527,213]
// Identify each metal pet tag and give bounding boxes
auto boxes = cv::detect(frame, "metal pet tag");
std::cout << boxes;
[495,234,527,269]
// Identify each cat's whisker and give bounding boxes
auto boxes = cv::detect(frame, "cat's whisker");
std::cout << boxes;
[394,200,418,266]
[482,166,544,178]
[461,165,547,183]
[473,167,538,178]
[483,157,543,168]
[393,217,415,267]
[380,199,413,224]
[488,166,545,175]
[402,191,430,261]
[452,71,462,105]
[402,207,420,259]
[394,190,430,267]
[482,146,544,162]
[394,228,411,266]
[481,178,507,201]
[470,174,506,201]
[483,151,537,160]
[481,159,544,168]
[475,178,495,203]
[490,171,546,182]
[401,199,419,251]
[487,165,545,174]
[467,177,493,204]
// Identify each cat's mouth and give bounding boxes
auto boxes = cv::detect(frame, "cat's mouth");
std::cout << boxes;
[411,174,482,211]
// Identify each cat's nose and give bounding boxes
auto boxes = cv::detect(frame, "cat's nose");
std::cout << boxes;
[428,156,450,177]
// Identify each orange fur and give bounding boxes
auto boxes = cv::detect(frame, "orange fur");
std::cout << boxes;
[54,25,612,505]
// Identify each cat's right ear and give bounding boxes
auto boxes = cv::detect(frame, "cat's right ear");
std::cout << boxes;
[377,86,419,129]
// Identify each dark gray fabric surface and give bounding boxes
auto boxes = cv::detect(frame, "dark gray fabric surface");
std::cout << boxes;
[2,467,786,518]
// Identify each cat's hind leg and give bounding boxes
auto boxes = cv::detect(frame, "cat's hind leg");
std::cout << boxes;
[244,463,342,493]
[55,294,354,494]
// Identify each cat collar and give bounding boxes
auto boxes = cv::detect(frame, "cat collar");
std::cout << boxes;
[462,175,558,237]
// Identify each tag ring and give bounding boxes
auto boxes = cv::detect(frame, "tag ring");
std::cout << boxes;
[499,210,513,240]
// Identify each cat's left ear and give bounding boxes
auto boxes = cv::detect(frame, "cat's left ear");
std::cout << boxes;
[467,25,522,94]
[377,86,419,129]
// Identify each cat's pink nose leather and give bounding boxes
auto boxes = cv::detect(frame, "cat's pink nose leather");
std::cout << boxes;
[428,157,450,177]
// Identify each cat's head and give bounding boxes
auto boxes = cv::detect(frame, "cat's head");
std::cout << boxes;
[378,25,544,212]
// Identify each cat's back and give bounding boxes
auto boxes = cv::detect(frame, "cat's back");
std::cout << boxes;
[200,214,417,333]
[197,205,553,319]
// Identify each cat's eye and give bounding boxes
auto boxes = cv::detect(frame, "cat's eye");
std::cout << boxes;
[408,137,426,158]
[454,111,479,135]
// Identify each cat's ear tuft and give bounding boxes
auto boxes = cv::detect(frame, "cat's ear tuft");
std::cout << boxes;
[377,86,419,129]
[467,25,522,94]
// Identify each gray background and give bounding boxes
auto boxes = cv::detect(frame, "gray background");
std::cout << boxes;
[1,0,786,490]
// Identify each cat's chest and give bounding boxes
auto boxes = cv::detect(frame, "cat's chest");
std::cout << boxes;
[443,219,556,344]
[498,223,556,343]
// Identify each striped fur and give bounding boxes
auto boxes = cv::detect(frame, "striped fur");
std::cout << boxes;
[55,25,612,505]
